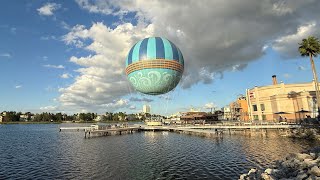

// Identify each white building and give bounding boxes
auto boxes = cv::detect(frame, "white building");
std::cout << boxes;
[94,115,105,121]
[143,105,151,114]
[223,106,232,120]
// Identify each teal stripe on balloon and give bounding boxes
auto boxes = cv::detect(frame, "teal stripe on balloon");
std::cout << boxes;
[177,48,184,65]
[147,37,156,60]
[132,40,143,63]
[126,55,128,66]
[161,37,173,60]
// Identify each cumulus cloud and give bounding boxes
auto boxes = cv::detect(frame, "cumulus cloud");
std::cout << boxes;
[204,102,217,110]
[43,64,65,69]
[75,0,131,16]
[0,53,12,58]
[129,105,136,110]
[15,85,22,89]
[37,3,61,16]
[273,22,320,58]
[129,97,153,102]
[102,99,129,109]
[60,22,154,112]
[60,0,320,112]
[40,105,58,111]
[60,73,72,79]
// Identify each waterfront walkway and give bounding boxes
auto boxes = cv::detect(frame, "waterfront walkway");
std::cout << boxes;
[59,123,302,138]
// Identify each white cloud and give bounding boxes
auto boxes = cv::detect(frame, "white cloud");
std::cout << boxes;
[45,86,56,92]
[61,21,71,30]
[0,53,12,58]
[40,105,58,111]
[129,105,136,110]
[75,0,120,15]
[15,85,22,89]
[130,97,153,102]
[283,73,292,78]
[43,64,65,69]
[60,22,153,112]
[40,35,57,40]
[204,102,217,110]
[61,0,320,112]
[102,99,129,109]
[273,22,319,58]
[37,3,61,16]
[60,73,72,79]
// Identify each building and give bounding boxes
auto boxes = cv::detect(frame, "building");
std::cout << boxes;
[223,106,231,120]
[19,114,29,121]
[180,112,218,124]
[143,105,151,114]
[229,96,249,121]
[246,75,318,122]
[167,112,183,124]
[94,115,105,121]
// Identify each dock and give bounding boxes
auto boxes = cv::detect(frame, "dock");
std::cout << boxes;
[59,126,95,131]
[59,123,302,138]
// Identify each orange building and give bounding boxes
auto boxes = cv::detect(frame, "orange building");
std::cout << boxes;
[229,96,249,121]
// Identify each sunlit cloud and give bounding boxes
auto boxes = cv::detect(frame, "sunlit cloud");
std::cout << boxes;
[37,3,61,16]
[0,53,12,58]
[43,64,65,69]
[60,73,72,79]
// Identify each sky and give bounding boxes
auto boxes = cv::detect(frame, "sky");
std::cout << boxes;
[0,0,320,115]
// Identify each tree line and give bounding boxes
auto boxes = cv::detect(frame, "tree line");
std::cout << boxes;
[0,111,164,122]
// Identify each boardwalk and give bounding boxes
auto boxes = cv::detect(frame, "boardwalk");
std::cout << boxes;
[59,123,301,138]
[84,127,140,138]
[175,124,301,129]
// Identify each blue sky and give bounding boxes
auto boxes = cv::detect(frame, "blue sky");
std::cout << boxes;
[0,0,319,115]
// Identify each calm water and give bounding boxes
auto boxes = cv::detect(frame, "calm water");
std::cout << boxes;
[0,124,318,180]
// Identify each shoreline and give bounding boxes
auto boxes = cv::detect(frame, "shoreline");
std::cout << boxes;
[0,120,143,125]
[0,121,62,124]
[239,127,320,179]
[239,147,320,180]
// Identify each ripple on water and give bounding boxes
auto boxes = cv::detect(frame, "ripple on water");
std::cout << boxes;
[0,125,319,179]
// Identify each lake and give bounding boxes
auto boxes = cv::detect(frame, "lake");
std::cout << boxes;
[0,124,318,179]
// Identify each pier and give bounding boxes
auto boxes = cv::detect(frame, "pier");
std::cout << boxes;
[59,123,302,138]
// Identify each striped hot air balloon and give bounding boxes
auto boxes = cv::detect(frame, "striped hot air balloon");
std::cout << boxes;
[125,37,184,95]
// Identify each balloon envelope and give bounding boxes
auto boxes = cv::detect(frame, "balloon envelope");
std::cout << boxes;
[125,37,184,95]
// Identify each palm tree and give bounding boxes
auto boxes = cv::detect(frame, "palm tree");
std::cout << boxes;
[299,36,320,119]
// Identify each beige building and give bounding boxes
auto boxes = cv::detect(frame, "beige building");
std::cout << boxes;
[246,75,318,122]
[143,105,151,114]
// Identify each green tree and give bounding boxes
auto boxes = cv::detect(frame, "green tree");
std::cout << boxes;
[299,36,320,119]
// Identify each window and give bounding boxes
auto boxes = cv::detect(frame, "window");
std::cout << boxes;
[253,115,259,120]
[252,105,257,111]
[262,115,266,120]
[260,104,265,111]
